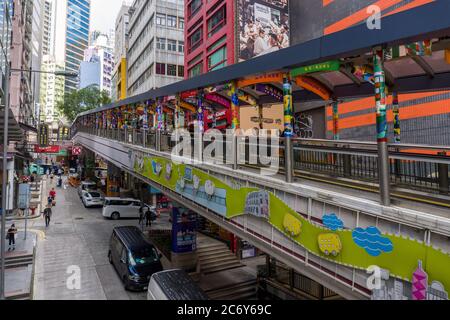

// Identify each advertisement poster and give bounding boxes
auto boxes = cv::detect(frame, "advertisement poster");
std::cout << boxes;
[18,183,30,209]
[171,207,197,253]
[238,0,290,62]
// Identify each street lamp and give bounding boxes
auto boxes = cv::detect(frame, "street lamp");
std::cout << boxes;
[1,67,78,300]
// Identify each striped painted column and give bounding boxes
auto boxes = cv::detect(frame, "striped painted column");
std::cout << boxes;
[332,100,339,140]
[392,91,400,143]
[374,49,388,142]
[231,81,240,129]
[283,75,294,137]
[157,100,163,131]
[197,91,204,133]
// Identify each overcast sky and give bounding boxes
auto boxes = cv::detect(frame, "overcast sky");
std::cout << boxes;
[90,0,132,33]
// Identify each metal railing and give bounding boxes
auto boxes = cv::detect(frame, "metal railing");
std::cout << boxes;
[75,126,450,202]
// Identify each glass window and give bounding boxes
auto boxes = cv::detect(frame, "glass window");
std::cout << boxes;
[167,64,177,76]
[188,0,202,18]
[156,37,166,50]
[167,15,177,27]
[178,41,184,53]
[189,28,202,53]
[208,46,227,71]
[156,63,166,75]
[189,62,203,77]
[167,39,177,51]
[156,13,166,26]
[178,18,184,30]
[178,65,184,77]
[208,6,226,37]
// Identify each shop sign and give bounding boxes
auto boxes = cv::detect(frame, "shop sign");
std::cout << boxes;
[291,60,341,77]
[34,145,60,154]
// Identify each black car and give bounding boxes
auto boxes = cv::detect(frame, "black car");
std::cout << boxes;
[108,226,163,291]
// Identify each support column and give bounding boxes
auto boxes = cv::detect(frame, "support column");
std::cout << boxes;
[392,91,400,143]
[195,91,204,163]
[231,81,240,129]
[374,48,391,206]
[283,75,294,183]
[332,100,339,140]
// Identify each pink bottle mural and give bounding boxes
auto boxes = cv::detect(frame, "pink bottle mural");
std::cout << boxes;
[412,260,428,300]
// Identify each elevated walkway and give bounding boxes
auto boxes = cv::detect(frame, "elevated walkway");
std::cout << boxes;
[72,131,450,300]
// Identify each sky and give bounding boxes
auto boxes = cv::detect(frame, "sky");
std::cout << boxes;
[90,0,132,34]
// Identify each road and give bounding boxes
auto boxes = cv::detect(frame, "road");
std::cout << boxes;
[19,178,170,300]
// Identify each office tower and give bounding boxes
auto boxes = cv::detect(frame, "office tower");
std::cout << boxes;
[112,3,130,101]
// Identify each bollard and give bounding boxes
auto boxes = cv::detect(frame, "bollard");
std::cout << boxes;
[377,141,391,206]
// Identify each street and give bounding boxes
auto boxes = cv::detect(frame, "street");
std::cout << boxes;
[17,178,168,300]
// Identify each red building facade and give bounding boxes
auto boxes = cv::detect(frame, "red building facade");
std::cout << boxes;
[184,0,236,78]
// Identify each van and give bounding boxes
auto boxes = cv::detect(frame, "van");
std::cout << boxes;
[102,197,145,220]
[108,226,163,291]
[147,269,209,300]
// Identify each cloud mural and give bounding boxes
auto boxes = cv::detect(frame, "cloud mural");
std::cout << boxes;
[322,213,344,231]
[352,226,394,257]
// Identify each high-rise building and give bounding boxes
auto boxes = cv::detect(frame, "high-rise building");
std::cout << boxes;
[41,0,53,56]
[112,3,130,102]
[9,0,34,127]
[31,0,45,123]
[54,0,91,93]
[184,0,235,78]
[79,34,115,95]
[39,55,65,124]
[127,0,185,96]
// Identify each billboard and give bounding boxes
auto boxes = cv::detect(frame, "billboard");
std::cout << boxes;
[290,0,435,46]
[171,207,197,253]
[237,0,290,62]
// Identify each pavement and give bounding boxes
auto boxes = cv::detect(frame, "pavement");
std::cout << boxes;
[5,176,265,300]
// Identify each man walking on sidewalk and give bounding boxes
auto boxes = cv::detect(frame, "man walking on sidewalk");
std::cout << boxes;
[43,205,52,227]
[7,224,18,251]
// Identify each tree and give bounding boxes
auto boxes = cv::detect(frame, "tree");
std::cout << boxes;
[56,85,111,122]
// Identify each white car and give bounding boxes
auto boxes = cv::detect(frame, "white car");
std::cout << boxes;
[102,198,144,220]
[78,181,98,198]
[82,191,104,208]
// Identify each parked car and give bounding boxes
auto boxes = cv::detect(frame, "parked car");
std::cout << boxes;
[108,226,163,291]
[82,191,104,208]
[102,197,143,220]
[147,269,208,300]
[78,181,98,198]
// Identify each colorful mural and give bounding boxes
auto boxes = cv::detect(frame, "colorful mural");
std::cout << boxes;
[132,153,450,294]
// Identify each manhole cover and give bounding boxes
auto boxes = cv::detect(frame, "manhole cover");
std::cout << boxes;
[74,217,84,220]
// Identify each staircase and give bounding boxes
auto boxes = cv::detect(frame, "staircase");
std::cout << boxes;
[4,254,34,269]
[197,242,243,275]
[205,279,258,300]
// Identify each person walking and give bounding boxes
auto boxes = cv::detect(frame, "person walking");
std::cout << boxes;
[7,224,18,251]
[145,206,152,228]
[49,172,54,185]
[43,205,52,227]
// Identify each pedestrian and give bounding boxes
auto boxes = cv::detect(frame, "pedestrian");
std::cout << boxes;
[49,188,56,200]
[50,172,54,184]
[43,205,52,227]
[47,195,53,207]
[145,206,152,227]
[7,224,18,251]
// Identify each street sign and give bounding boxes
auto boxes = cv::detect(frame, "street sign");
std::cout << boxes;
[72,146,82,155]
[18,183,30,209]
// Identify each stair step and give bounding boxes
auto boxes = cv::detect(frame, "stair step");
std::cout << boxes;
[201,259,242,270]
[200,256,239,267]
[205,279,257,293]
[197,248,230,258]
[5,261,34,269]
[198,251,235,261]
[197,245,228,253]
[202,262,244,274]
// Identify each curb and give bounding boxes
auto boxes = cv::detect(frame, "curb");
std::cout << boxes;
[6,213,43,221]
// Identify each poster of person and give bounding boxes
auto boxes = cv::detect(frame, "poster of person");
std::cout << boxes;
[171,207,197,253]
[238,0,290,62]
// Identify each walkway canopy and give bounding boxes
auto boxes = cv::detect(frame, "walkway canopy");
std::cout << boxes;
[75,1,450,121]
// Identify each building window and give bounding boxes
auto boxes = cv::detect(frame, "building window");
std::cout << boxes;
[208,6,226,38]
[208,46,227,71]
[188,0,202,19]
[167,64,177,76]
[178,65,185,77]
[178,41,184,53]
[189,28,202,53]
[189,62,203,78]
[156,13,166,26]
[167,15,177,27]
[179,18,184,30]
[156,63,166,75]
[156,37,166,50]
[168,39,177,51]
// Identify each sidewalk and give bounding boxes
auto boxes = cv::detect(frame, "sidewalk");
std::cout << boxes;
[6,178,48,221]
[2,231,37,300]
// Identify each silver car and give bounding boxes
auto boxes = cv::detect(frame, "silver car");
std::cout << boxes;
[82,191,104,208]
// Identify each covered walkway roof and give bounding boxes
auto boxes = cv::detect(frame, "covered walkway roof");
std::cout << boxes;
[0,106,24,142]
[76,0,450,120]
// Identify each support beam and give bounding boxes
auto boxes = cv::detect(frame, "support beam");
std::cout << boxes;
[411,55,435,78]
[373,48,391,206]
[339,66,362,86]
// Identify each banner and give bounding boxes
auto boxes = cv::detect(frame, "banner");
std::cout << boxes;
[238,0,290,62]
[34,145,60,154]
[171,207,197,253]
